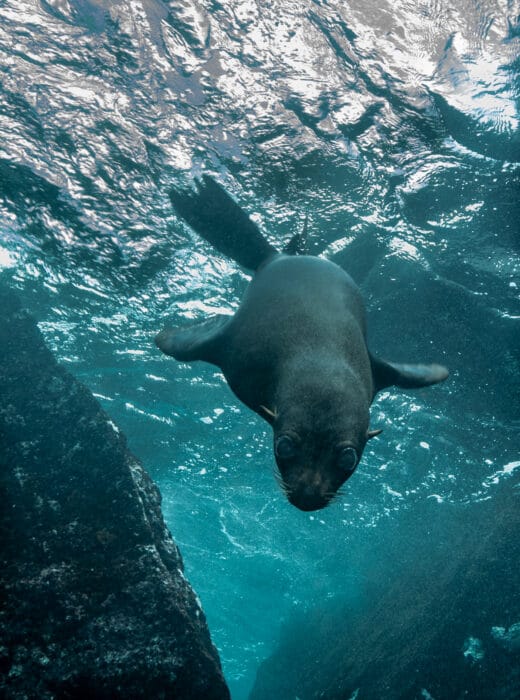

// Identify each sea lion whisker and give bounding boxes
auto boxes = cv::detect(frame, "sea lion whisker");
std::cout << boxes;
[273,470,290,495]
[326,489,345,504]
[259,405,278,422]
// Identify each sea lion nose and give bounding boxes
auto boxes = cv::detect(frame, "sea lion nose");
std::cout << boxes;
[287,474,330,511]
[288,490,329,511]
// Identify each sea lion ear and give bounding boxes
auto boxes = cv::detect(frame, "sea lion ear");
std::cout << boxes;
[367,428,383,440]
[259,405,278,424]
[371,355,449,394]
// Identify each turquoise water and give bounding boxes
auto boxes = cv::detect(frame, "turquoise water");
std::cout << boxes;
[1,1,519,697]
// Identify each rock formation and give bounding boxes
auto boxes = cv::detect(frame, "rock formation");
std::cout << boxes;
[0,285,230,699]
[251,480,520,699]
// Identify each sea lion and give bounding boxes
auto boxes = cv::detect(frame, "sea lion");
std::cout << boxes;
[156,176,448,511]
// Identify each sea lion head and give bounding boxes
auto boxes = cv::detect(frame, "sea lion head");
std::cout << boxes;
[265,371,380,511]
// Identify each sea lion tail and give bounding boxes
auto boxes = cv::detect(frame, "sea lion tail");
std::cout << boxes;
[169,175,279,272]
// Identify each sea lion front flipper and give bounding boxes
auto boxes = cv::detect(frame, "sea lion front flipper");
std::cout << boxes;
[155,315,230,364]
[371,356,449,394]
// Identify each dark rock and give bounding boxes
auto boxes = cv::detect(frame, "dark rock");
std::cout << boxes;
[0,285,230,699]
[250,484,520,700]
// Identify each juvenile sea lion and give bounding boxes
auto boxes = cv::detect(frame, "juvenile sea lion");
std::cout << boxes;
[156,176,448,511]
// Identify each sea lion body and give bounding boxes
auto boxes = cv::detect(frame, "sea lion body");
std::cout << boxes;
[156,176,449,511]
[216,255,374,510]
[221,254,371,414]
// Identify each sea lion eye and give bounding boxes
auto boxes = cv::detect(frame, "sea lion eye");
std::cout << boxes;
[338,446,358,473]
[275,435,297,460]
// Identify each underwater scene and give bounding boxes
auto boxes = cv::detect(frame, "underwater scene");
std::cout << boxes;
[1,1,519,698]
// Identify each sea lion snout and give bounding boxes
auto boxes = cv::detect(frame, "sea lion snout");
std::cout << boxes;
[286,485,332,512]
[280,467,337,512]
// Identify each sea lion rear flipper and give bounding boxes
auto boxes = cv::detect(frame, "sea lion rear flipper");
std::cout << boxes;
[155,315,230,364]
[169,175,279,272]
[371,356,449,394]
[283,214,309,255]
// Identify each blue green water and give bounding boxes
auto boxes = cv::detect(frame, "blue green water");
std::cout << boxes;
[0,1,519,698]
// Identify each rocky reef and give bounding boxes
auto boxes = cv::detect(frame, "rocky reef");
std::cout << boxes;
[251,479,520,699]
[0,285,230,699]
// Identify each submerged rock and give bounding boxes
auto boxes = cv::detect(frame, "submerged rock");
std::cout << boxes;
[492,624,520,653]
[0,285,230,699]
[251,484,520,699]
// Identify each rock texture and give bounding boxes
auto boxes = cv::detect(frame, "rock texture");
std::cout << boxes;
[0,285,230,699]
[251,483,520,699]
